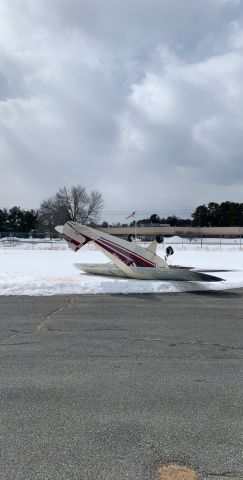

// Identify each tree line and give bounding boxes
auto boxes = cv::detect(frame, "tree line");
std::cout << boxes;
[1,195,243,234]
[111,203,243,228]
[192,202,243,227]
[138,213,192,227]
[0,185,104,234]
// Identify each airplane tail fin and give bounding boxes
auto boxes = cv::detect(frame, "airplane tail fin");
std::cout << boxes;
[55,223,90,252]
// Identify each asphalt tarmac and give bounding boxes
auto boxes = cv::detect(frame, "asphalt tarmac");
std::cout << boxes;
[0,291,242,480]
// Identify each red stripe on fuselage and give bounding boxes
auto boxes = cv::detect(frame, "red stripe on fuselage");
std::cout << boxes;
[99,237,156,267]
[65,223,156,267]
[96,237,155,268]
[95,239,134,266]
[63,234,81,247]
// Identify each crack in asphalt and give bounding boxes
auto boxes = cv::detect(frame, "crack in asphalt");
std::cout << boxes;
[35,295,76,333]
[0,299,75,342]
[203,474,243,479]
[121,337,243,351]
[0,333,18,344]
[0,330,32,344]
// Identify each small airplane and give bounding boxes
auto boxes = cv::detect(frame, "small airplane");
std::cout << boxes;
[55,221,223,282]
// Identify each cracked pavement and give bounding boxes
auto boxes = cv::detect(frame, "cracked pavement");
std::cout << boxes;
[0,291,242,479]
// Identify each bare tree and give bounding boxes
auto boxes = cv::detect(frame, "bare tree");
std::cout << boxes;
[56,186,89,222]
[83,190,104,224]
[38,196,69,232]
[38,185,104,231]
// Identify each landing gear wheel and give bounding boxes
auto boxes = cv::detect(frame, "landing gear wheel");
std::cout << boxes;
[165,246,174,260]
[156,235,164,244]
[127,234,135,242]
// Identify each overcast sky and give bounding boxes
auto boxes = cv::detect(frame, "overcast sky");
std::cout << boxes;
[1,0,243,220]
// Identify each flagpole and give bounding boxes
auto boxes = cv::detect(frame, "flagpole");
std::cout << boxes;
[126,211,137,239]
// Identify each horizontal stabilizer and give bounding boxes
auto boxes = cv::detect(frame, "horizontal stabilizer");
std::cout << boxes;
[55,225,64,234]
[55,223,89,252]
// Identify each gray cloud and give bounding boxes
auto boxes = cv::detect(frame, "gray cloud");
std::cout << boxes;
[0,0,243,220]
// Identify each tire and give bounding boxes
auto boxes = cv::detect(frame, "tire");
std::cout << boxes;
[127,234,135,242]
[156,235,164,244]
[166,246,174,256]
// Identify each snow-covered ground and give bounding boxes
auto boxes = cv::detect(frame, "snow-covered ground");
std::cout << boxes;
[0,239,243,295]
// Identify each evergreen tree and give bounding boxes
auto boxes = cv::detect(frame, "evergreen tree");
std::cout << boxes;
[150,214,160,224]
[192,205,209,226]
[0,208,8,231]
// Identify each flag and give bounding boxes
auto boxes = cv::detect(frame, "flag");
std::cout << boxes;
[126,211,136,219]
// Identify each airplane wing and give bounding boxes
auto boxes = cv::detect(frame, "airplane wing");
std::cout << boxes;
[74,262,127,277]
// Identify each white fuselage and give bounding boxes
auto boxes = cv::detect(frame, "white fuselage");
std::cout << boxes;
[55,222,223,282]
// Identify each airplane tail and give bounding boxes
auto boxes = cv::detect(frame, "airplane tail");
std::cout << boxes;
[55,223,90,252]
